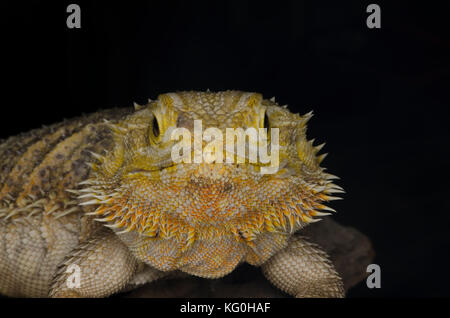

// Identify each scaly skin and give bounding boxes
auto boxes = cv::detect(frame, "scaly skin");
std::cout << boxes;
[0,91,345,297]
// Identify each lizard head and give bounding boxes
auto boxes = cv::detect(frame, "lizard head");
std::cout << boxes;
[80,91,343,273]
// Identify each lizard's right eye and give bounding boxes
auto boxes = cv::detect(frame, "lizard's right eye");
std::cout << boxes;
[152,116,160,137]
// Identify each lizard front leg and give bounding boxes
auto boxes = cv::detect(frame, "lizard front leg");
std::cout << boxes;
[49,228,137,297]
[261,235,345,298]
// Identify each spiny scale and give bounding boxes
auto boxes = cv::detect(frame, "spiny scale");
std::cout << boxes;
[71,91,343,274]
[0,91,343,295]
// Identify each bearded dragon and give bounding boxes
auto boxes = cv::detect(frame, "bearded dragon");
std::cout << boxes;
[0,91,345,297]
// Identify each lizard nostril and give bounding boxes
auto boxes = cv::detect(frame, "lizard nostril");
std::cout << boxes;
[223,183,233,192]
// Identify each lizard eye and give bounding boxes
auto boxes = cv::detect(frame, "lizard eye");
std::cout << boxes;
[152,116,160,137]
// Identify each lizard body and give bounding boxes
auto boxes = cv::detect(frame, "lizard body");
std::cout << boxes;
[0,91,344,297]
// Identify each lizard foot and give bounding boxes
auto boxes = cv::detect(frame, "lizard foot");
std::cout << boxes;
[262,235,345,298]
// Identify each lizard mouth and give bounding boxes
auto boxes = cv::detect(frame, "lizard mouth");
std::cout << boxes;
[127,157,291,179]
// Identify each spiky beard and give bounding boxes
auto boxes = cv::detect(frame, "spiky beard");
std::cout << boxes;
[78,162,342,253]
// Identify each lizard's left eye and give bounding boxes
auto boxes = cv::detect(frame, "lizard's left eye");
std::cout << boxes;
[152,116,160,137]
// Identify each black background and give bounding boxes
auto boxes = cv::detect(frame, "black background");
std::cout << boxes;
[1,1,449,297]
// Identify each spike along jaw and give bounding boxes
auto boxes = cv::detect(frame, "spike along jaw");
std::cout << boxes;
[254,102,344,230]
[78,99,180,229]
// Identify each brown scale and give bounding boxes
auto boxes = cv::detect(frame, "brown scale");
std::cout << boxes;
[17,126,98,202]
[1,108,132,210]
[1,123,84,203]
[56,124,114,200]
[27,110,130,203]
[0,124,63,190]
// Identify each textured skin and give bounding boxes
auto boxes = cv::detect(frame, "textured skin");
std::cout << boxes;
[262,236,344,297]
[0,91,344,297]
